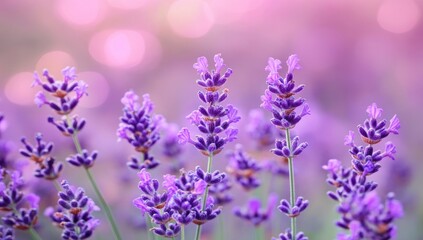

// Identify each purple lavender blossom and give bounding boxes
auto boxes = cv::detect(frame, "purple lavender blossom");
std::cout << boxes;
[226,144,261,191]
[19,133,63,180]
[0,114,13,168]
[324,104,403,239]
[263,55,310,239]
[272,229,308,240]
[51,180,100,240]
[208,176,232,205]
[118,91,163,170]
[32,67,87,115]
[246,109,279,150]
[347,103,400,176]
[0,225,14,240]
[47,115,86,137]
[66,149,97,168]
[261,56,309,130]
[0,168,39,231]
[233,194,277,226]
[178,54,240,156]
[133,167,223,238]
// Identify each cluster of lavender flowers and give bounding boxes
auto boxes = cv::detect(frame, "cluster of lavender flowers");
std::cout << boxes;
[0,53,407,240]
[0,167,39,234]
[45,181,100,240]
[324,103,403,239]
[132,168,223,238]
[261,55,310,240]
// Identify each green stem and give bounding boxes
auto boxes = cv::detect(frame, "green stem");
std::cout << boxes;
[255,226,265,240]
[85,168,122,240]
[53,179,62,192]
[66,116,122,240]
[28,227,43,240]
[194,154,213,240]
[213,216,223,240]
[181,224,185,240]
[285,129,296,239]
[145,215,156,240]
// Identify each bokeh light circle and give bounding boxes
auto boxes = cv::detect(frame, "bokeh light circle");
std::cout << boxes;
[35,51,75,77]
[77,71,110,108]
[89,30,146,68]
[107,0,149,10]
[167,0,214,38]
[4,72,38,106]
[377,0,420,34]
[56,0,106,26]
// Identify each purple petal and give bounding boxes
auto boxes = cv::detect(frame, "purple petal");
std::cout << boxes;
[388,114,400,134]
[34,91,48,107]
[177,128,192,144]
[193,56,208,74]
[186,110,202,125]
[344,131,355,147]
[121,90,140,111]
[265,57,281,84]
[260,90,273,111]
[286,54,301,74]
[322,159,341,173]
[214,53,225,73]
[137,169,151,183]
[142,94,154,114]
[366,103,383,119]
[224,128,238,143]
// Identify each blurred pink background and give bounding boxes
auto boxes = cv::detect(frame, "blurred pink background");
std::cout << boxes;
[0,0,422,239]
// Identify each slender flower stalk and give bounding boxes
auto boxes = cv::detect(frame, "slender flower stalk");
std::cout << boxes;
[178,54,240,240]
[261,55,310,240]
[32,67,122,240]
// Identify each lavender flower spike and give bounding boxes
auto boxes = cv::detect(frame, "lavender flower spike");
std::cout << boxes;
[53,180,100,240]
[325,103,403,239]
[264,54,309,239]
[179,54,240,156]
[32,67,87,115]
[19,133,63,180]
[118,90,163,170]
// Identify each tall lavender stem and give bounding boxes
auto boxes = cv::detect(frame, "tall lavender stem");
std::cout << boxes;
[285,129,296,237]
[28,228,42,240]
[67,118,122,240]
[194,153,213,240]
[261,55,310,240]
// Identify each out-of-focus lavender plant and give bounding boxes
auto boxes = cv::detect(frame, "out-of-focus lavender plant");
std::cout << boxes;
[32,67,122,240]
[118,91,163,170]
[0,114,13,169]
[0,167,42,240]
[233,194,277,226]
[324,103,403,239]
[132,168,223,239]
[45,180,100,240]
[247,109,279,151]
[161,122,185,174]
[177,54,240,240]
[226,144,261,191]
[261,55,310,239]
